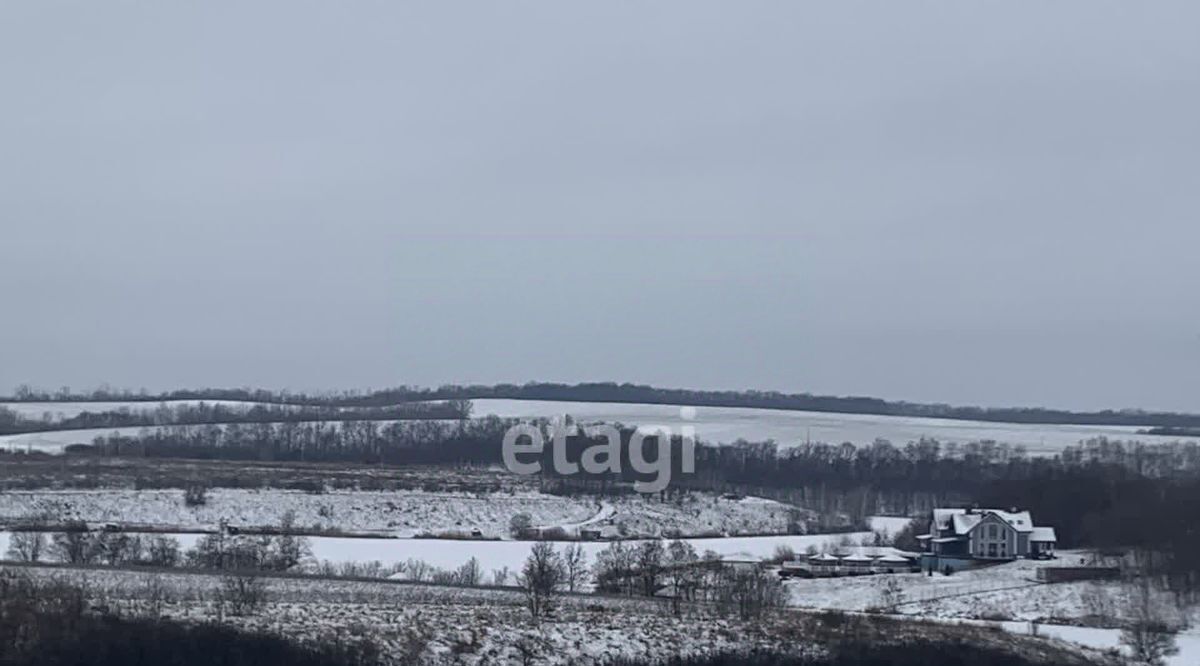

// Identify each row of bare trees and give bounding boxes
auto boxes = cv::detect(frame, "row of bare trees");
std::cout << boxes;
[6,528,182,567]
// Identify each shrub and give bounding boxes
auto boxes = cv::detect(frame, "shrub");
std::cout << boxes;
[183,485,208,507]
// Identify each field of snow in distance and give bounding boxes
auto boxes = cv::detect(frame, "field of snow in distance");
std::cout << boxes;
[468,398,1199,456]
[298,532,871,572]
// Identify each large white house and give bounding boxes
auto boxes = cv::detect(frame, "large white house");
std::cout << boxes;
[917,507,1057,560]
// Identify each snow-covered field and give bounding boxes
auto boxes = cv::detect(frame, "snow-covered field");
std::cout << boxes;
[0,488,809,539]
[6,397,1196,456]
[787,552,1190,628]
[470,398,1199,455]
[0,529,869,575]
[995,621,1199,666]
[0,564,802,665]
[780,553,1198,666]
[0,563,1141,665]
[298,531,872,573]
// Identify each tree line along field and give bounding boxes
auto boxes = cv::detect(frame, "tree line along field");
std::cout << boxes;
[6,396,1200,456]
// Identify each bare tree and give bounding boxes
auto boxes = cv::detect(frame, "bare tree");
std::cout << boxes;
[491,566,510,586]
[635,540,664,596]
[877,575,906,610]
[713,564,787,620]
[516,542,565,620]
[269,511,311,571]
[592,541,636,595]
[665,539,699,614]
[405,558,433,582]
[562,543,588,592]
[6,531,46,562]
[95,532,143,565]
[455,556,482,586]
[184,484,208,507]
[146,536,181,567]
[218,573,268,616]
[770,544,796,564]
[49,525,99,564]
[1121,580,1180,666]
[140,574,173,618]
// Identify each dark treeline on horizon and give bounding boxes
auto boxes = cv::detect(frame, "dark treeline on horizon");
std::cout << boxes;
[7,381,1200,429]
[0,400,471,436]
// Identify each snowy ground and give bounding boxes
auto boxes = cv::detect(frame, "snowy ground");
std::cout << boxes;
[3,564,1114,666]
[0,488,809,538]
[0,564,807,665]
[0,528,871,578]
[993,620,1200,666]
[469,398,1199,455]
[787,551,1191,628]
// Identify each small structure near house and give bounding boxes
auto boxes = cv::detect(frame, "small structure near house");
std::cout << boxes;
[808,552,841,576]
[1029,526,1057,559]
[874,553,912,574]
[780,548,919,578]
[840,553,875,575]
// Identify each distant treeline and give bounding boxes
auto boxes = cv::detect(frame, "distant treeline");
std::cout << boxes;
[0,400,471,435]
[77,416,515,465]
[1140,426,1200,438]
[9,380,1200,428]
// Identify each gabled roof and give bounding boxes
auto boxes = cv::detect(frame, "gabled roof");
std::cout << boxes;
[986,510,1034,533]
[935,508,1035,535]
[951,512,983,534]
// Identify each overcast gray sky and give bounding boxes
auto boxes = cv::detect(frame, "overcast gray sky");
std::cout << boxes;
[2,2,1198,412]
